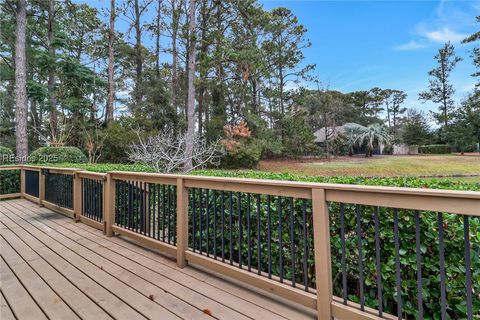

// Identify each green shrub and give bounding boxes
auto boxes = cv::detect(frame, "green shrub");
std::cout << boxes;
[0,146,14,165]
[221,139,264,169]
[0,169,20,195]
[418,144,451,154]
[29,147,88,164]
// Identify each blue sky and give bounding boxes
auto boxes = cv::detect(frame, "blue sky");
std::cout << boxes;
[260,0,479,114]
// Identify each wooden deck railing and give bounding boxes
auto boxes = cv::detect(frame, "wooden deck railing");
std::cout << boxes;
[1,164,479,320]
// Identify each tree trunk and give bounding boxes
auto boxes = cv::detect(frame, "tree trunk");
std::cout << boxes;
[155,0,162,78]
[185,0,196,171]
[106,0,115,126]
[134,0,142,111]
[15,0,28,163]
[197,0,208,135]
[48,0,57,141]
[171,0,179,115]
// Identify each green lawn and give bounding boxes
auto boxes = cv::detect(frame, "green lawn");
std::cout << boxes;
[259,155,480,178]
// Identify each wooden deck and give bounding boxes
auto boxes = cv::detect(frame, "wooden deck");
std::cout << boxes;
[0,199,315,320]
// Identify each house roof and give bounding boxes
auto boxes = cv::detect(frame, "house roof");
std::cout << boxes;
[314,123,359,143]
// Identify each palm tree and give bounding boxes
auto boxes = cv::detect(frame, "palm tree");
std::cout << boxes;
[346,124,391,157]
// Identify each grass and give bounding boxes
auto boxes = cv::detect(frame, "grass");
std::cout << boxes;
[258,154,480,178]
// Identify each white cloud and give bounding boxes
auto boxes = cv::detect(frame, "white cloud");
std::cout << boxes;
[394,40,428,51]
[393,1,477,51]
[423,27,467,44]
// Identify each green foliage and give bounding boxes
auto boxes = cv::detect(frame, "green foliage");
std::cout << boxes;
[99,121,139,163]
[222,139,265,169]
[447,94,480,153]
[418,144,451,154]
[401,109,431,145]
[0,146,14,165]
[0,169,20,195]
[29,147,88,164]
[192,169,479,190]
[280,113,318,156]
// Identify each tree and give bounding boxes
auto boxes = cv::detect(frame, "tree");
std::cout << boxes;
[47,0,58,142]
[447,94,480,153]
[347,123,391,157]
[401,109,430,145]
[419,42,462,133]
[390,90,407,135]
[462,16,480,89]
[184,0,196,171]
[106,0,115,126]
[263,7,313,117]
[15,0,28,162]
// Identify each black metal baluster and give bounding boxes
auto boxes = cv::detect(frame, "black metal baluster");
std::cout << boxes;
[221,191,225,262]
[247,194,252,272]
[206,189,210,257]
[157,184,161,240]
[302,200,308,292]
[229,191,233,265]
[137,181,141,232]
[256,194,261,275]
[394,208,402,320]
[238,192,242,268]
[162,185,166,242]
[438,212,446,320]
[374,206,383,316]
[213,190,217,260]
[415,211,423,320]
[267,195,272,279]
[340,203,347,303]
[151,184,156,238]
[289,197,295,287]
[132,180,136,230]
[278,196,283,283]
[168,185,172,244]
[128,180,133,230]
[173,187,177,245]
[356,205,365,311]
[464,215,473,320]
[147,183,154,238]
[192,188,196,252]
[199,189,203,254]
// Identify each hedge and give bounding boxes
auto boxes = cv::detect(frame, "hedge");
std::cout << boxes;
[0,169,20,195]
[0,146,14,165]
[418,144,451,154]
[29,147,88,164]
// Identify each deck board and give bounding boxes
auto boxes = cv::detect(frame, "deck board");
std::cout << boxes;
[0,199,316,320]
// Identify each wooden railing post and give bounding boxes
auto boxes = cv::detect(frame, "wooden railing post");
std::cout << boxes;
[39,168,45,207]
[104,172,115,237]
[312,188,333,320]
[20,167,25,198]
[73,172,82,222]
[176,178,189,268]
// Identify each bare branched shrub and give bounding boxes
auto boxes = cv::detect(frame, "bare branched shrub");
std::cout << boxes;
[128,129,225,173]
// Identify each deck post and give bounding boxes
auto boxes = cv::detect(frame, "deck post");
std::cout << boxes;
[176,178,189,268]
[104,172,116,237]
[20,167,25,198]
[38,168,45,207]
[73,172,82,222]
[312,188,333,320]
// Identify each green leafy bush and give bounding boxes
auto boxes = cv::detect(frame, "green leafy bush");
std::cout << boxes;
[222,139,264,169]
[29,147,88,164]
[0,169,20,195]
[418,144,451,154]
[0,146,15,165]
